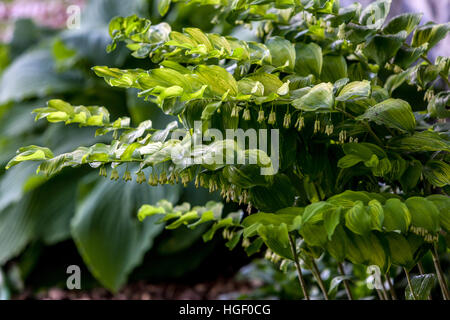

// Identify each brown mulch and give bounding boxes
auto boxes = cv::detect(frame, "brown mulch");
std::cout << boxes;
[16,277,260,300]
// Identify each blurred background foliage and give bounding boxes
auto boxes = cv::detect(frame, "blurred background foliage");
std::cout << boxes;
[0,0,448,299]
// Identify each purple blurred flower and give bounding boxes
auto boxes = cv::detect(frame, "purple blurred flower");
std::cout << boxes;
[0,0,85,42]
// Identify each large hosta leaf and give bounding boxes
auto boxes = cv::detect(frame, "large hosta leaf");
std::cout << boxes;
[0,174,77,264]
[0,50,82,104]
[358,98,416,133]
[71,173,181,292]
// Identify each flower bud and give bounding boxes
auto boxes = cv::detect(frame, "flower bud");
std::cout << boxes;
[268,110,276,125]
[283,112,291,128]
[243,108,251,121]
[110,168,119,181]
[123,170,132,182]
[257,109,265,123]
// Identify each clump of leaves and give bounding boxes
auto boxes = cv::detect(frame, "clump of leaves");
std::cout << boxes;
[7,0,450,300]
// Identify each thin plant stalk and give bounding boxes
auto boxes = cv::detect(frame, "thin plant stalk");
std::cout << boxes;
[417,262,425,275]
[404,267,418,300]
[385,274,397,300]
[289,235,310,300]
[376,289,385,300]
[380,277,390,300]
[431,245,450,300]
[311,260,329,300]
[337,262,353,300]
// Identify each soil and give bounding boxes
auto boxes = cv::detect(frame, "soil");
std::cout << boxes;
[15,277,258,300]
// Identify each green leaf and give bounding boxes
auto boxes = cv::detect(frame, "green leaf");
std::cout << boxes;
[328,275,352,295]
[246,73,283,95]
[201,101,222,120]
[325,225,348,262]
[427,195,450,232]
[302,201,334,225]
[358,98,416,133]
[367,199,384,231]
[0,50,82,104]
[6,146,54,170]
[158,0,171,16]
[323,207,341,240]
[195,65,238,96]
[359,0,391,29]
[389,131,450,152]
[405,197,440,234]
[405,274,436,300]
[337,154,364,168]
[345,201,372,235]
[265,36,295,71]
[385,233,414,268]
[363,31,407,66]
[184,28,214,51]
[383,13,422,35]
[346,232,388,271]
[428,91,450,119]
[299,223,328,247]
[399,160,422,190]
[294,43,322,77]
[412,22,450,51]
[340,143,386,168]
[336,80,371,102]
[0,174,77,264]
[321,55,347,82]
[237,78,265,96]
[394,45,428,70]
[249,174,296,212]
[71,175,181,292]
[423,160,450,187]
[383,198,411,233]
[242,210,301,232]
[257,223,293,260]
[292,82,334,112]
[327,190,374,208]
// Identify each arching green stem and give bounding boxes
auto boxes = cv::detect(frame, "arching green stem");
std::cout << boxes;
[404,268,418,300]
[385,274,397,300]
[289,235,310,300]
[431,245,450,300]
[337,262,353,300]
[311,260,329,300]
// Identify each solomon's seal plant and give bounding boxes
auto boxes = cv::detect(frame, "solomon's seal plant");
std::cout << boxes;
[7,0,450,299]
